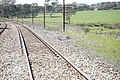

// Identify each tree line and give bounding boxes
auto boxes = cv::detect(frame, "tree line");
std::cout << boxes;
[0,0,44,18]
[67,1,120,11]
[91,1,120,10]
[0,0,120,19]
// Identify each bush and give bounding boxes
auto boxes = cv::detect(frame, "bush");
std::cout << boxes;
[83,27,90,33]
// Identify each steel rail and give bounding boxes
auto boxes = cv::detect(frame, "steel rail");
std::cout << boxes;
[16,26,35,80]
[0,22,7,35]
[19,24,91,80]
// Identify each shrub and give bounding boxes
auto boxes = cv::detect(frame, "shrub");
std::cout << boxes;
[83,27,90,33]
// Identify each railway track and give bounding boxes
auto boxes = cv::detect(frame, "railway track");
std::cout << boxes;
[0,22,7,35]
[15,23,91,80]
[0,22,30,79]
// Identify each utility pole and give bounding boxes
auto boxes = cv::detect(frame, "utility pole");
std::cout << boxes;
[31,6,34,24]
[63,0,65,31]
[32,11,34,24]
[22,5,23,24]
[44,5,46,28]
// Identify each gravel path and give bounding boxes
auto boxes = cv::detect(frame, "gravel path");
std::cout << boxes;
[22,22,120,80]
[17,24,87,80]
[0,22,30,80]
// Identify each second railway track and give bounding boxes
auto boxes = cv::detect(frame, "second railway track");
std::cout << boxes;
[15,23,90,80]
[0,22,7,35]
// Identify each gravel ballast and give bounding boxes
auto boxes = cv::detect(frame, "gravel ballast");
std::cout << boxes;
[0,22,30,80]
[18,24,87,80]
[23,22,120,80]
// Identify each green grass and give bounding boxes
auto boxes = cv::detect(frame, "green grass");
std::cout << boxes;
[85,34,120,60]
[46,23,60,28]
[88,26,120,33]
[18,10,120,24]
[0,17,2,20]
[18,13,63,22]
[64,29,120,60]
[71,10,120,24]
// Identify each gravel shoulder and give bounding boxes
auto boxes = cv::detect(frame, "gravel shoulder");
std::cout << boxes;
[0,22,30,80]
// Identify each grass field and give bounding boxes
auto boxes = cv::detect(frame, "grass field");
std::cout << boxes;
[71,10,120,24]
[19,10,120,24]
[18,10,120,60]
[18,13,63,22]
[64,29,120,60]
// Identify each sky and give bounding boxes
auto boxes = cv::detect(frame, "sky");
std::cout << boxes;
[16,0,120,6]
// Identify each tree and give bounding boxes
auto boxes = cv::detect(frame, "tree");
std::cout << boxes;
[0,0,43,19]
[65,3,77,24]
[31,3,39,17]
[16,4,23,17]
[0,0,16,4]
[0,0,16,18]
[44,0,58,18]
[77,3,91,11]
[91,1,119,10]
[22,4,31,18]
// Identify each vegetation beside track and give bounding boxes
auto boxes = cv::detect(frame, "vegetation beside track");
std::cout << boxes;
[16,10,120,60]
[64,28,120,60]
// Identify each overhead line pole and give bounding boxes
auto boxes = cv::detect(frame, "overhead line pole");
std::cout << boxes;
[32,8,34,24]
[22,5,23,24]
[31,5,34,29]
[63,0,65,31]
[44,5,46,28]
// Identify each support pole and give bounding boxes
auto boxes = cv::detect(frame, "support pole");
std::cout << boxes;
[31,6,34,24]
[22,5,23,24]
[63,0,65,31]
[44,5,46,28]
[32,11,34,24]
